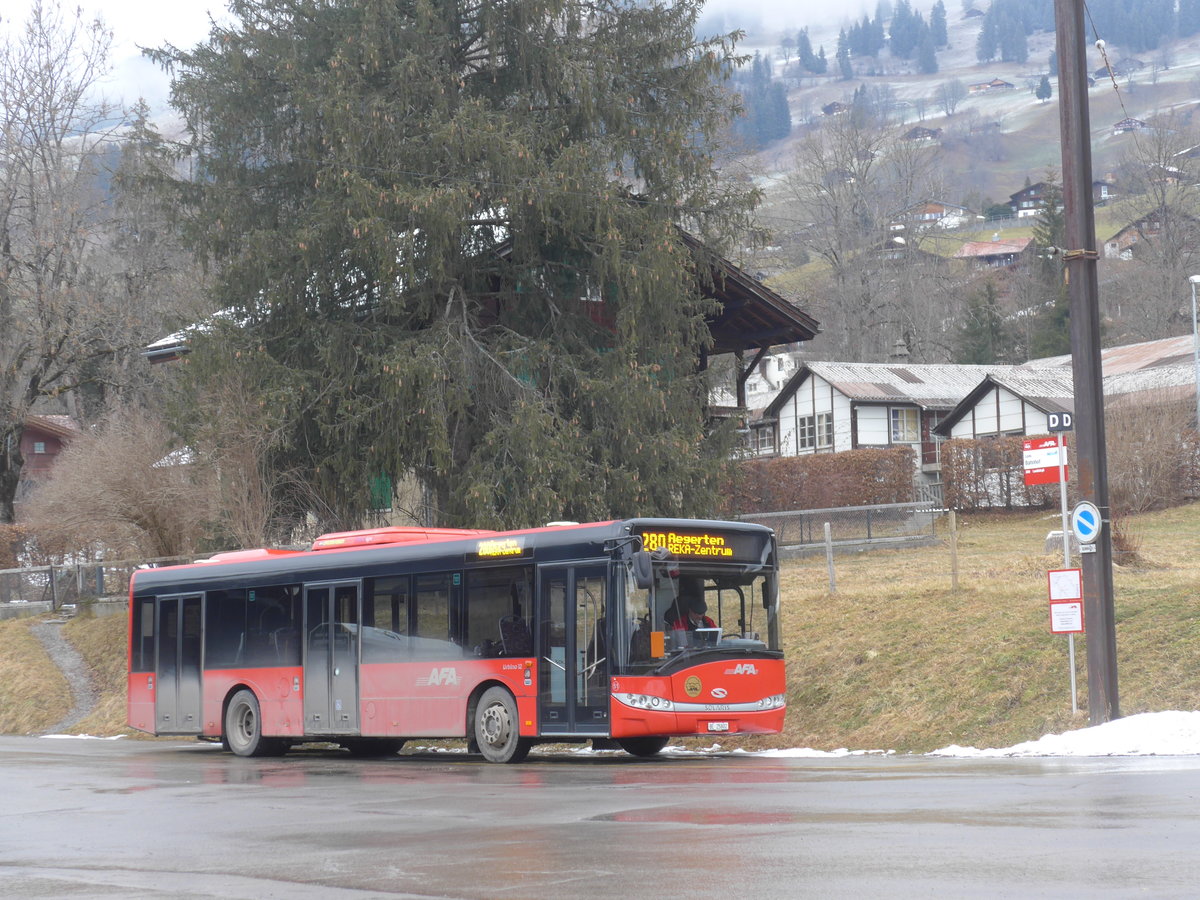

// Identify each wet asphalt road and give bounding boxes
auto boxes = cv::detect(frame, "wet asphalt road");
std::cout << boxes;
[3,735,1200,898]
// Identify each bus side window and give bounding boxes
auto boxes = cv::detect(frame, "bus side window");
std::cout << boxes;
[464,567,532,657]
[415,573,451,642]
[367,576,409,635]
[204,590,247,669]
[131,598,155,672]
[244,586,301,666]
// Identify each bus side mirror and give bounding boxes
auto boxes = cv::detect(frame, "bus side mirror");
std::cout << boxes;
[631,551,654,590]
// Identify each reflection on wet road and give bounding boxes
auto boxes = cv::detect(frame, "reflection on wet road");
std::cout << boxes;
[3,736,1200,898]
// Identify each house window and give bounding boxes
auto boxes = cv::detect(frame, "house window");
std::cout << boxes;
[33,441,46,454]
[797,415,815,450]
[890,408,920,443]
[798,414,834,451]
[816,412,833,449]
[749,424,776,454]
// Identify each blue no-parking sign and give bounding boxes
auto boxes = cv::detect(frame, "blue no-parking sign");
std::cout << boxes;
[1071,501,1101,543]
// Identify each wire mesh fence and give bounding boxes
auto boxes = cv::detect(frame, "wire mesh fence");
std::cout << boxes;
[739,502,942,554]
[0,556,195,610]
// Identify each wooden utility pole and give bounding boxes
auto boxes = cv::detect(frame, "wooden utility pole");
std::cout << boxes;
[1053,0,1120,723]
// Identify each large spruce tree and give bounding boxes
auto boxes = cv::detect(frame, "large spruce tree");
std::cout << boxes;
[156,0,756,531]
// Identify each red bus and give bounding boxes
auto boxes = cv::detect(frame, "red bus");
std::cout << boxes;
[127,518,785,762]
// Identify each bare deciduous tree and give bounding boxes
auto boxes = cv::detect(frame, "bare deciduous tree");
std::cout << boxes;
[780,117,951,360]
[1,1,121,522]
[24,406,221,559]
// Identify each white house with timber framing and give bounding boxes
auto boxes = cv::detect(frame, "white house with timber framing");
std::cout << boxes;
[755,361,1021,489]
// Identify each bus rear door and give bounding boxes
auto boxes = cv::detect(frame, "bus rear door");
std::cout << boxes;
[303,581,361,735]
[154,594,202,735]
[536,564,609,735]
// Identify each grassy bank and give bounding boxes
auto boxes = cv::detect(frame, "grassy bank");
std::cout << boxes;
[5,503,1200,751]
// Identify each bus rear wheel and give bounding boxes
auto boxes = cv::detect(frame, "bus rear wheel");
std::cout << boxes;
[617,737,669,758]
[225,689,286,757]
[474,687,531,764]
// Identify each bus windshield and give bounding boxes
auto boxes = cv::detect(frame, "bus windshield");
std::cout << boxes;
[615,559,779,675]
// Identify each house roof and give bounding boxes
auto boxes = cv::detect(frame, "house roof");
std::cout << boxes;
[146,234,820,363]
[953,237,1032,259]
[24,414,81,440]
[935,334,1200,434]
[932,369,1075,435]
[764,361,1020,417]
[1028,334,1195,374]
[678,232,820,355]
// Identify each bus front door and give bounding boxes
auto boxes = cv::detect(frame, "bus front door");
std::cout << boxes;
[303,581,361,735]
[155,594,202,735]
[537,565,609,735]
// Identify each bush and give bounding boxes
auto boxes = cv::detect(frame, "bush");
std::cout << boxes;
[941,435,1060,511]
[722,446,916,513]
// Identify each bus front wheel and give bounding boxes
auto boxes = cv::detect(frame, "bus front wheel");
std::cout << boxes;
[225,689,285,757]
[618,737,669,758]
[474,687,531,764]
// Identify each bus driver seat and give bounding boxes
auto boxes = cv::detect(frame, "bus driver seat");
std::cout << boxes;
[499,615,533,656]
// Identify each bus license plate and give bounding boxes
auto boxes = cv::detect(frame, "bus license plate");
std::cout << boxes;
[707,721,730,732]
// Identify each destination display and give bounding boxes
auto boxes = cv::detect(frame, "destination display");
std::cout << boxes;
[473,536,527,559]
[639,529,764,562]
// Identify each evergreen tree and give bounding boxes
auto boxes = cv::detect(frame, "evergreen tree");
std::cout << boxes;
[976,12,998,61]
[837,29,854,80]
[797,28,818,73]
[815,47,828,75]
[1182,0,1200,37]
[155,0,754,530]
[930,0,949,47]
[956,281,1008,364]
[1036,75,1052,102]
[917,30,939,74]
[997,7,1029,64]
[1029,178,1072,358]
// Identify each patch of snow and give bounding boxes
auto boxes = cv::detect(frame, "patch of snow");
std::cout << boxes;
[928,711,1200,758]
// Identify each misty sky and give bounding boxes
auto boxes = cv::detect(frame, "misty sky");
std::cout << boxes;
[2,0,889,108]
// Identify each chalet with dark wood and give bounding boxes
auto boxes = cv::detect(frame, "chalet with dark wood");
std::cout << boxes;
[1112,117,1148,135]
[968,78,1015,94]
[144,233,821,421]
[1008,182,1050,217]
[901,126,943,143]
[1103,207,1200,259]
[12,415,80,515]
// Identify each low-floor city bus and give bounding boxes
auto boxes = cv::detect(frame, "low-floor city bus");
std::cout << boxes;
[127,518,785,762]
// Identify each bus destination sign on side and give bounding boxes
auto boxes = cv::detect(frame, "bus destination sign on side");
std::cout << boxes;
[641,530,735,558]
[474,537,527,559]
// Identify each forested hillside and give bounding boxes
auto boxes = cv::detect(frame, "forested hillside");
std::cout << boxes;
[712,0,1200,363]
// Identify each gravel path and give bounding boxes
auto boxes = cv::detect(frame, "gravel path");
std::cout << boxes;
[30,619,98,734]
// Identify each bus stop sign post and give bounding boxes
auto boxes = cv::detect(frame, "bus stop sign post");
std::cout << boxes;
[1047,414,1078,714]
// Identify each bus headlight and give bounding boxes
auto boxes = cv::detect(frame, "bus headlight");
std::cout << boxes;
[613,692,675,712]
[756,694,786,710]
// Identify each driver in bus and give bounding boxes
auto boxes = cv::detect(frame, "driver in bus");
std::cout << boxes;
[668,577,715,632]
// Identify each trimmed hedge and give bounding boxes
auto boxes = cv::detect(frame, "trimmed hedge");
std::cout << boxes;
[722,446,916,514]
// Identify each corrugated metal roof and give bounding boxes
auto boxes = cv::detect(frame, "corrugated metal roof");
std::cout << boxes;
[805,362,1022,409]
[986,369,1077,411]
[953,238,1032,258]
[1026,334,1195,375]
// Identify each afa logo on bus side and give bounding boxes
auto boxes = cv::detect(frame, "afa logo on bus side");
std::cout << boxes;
[417,667,460,687]
[684,676,702,697]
